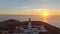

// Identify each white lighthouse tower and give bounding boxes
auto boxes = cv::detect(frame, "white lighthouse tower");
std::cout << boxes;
[28,18,32,29]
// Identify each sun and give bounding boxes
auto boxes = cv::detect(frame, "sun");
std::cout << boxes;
[40,9,49,16]
[42,12,49,16]
[41,12,49,22]
[39,9,50,22]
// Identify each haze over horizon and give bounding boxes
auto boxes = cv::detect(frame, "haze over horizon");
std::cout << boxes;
[0,0,60,15]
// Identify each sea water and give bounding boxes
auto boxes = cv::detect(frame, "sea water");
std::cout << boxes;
[0,15,60,28]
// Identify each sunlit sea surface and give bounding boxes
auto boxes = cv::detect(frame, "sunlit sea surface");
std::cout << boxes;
[0,15,60,28]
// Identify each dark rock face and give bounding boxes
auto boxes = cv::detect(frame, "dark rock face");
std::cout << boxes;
[0,19,60,34]
[0,19,21,26]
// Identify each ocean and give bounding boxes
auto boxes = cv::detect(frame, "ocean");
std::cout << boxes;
[0,15,60,28]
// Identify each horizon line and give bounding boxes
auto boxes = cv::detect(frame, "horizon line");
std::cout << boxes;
[0,15,60,16]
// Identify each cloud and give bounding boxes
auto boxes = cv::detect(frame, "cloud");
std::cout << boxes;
[22,8,40,11]
[18,6,48,12]
[40,0,48,1]
[23,8,43,12]
[19,7,30,9]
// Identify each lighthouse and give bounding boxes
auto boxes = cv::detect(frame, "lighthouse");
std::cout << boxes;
[28,18,32,29]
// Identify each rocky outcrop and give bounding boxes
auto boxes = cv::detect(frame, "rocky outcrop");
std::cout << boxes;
[0,19,60,34]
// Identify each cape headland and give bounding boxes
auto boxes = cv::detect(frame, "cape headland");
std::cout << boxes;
[0,18,60,34]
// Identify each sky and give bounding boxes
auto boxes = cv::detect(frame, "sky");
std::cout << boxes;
[0,0,60,15]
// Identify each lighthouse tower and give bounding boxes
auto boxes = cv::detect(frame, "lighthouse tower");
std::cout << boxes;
[28,18,32,29]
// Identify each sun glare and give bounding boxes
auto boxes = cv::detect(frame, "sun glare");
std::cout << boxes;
[39,9,50,22]
[42,12,49,16]
[41,12,49,22]
[40,9,49,16]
